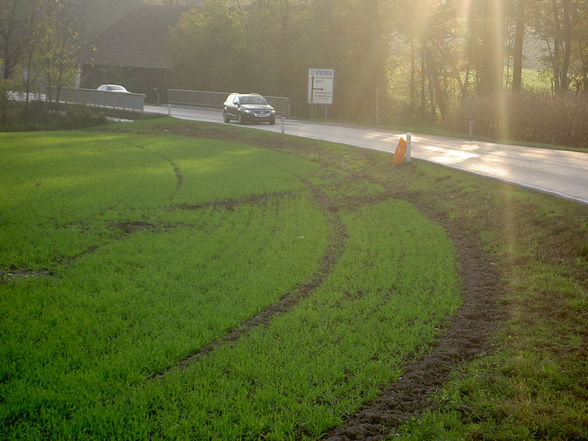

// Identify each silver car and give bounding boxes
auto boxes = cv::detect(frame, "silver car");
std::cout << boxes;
[97,84,129,93]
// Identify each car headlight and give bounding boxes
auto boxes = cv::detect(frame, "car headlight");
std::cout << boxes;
[270,109,275,114]
[243,109,252,114]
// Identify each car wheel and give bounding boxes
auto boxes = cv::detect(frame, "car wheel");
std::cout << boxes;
[223,111,230,123]
[269,118,276,125]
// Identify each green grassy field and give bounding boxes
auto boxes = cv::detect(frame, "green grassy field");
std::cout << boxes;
[1,119,586,440]
[1,130,461,440]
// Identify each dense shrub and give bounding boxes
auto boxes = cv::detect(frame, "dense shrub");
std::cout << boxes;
[445,92,588,149]
[0,100,107,131]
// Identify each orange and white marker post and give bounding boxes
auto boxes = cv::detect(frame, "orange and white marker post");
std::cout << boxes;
[393,133,412,164]
[393,137,407,164]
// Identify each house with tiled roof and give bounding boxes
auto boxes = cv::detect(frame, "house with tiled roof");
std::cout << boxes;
[77,0,202,102]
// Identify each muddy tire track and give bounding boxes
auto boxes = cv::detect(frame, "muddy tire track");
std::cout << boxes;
[149,177,347,381]
[1,190,299,283]
[0,268,53,282]
[178,190,300,211]
[319,191,506,441]
[4,140,183,282]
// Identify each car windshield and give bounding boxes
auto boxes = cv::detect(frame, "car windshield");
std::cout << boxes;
[109,86,125,91]
[240,95,267,105]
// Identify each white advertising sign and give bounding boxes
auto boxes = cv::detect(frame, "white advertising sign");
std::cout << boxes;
[308,68,334,105]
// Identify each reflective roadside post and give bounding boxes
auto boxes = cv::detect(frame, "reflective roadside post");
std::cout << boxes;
[168,103,172,116]
[406,132,412,163]
[281,115,286,135]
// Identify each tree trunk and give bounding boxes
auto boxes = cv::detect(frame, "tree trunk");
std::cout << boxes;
[420,37,426,115]
[512,0,525,93]
[560,0,572,93]
[427,51,446,119]
[551,0,562,92]
[410,37,416,112]
[478,0,505,95]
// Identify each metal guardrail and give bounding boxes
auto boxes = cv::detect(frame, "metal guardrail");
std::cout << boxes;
[46,87,145,112]
[168,89,290,116]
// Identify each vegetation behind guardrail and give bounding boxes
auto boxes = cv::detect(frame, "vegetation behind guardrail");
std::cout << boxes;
[168,89,290,116]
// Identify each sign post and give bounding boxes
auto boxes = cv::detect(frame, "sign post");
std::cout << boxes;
[308,69,334,119]
[406,133,412,162]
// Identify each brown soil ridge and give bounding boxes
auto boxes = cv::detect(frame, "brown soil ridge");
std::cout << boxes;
[178,190,300,211]
[0,268,53,282]
[149,179,347,381]
[320,199,506,441]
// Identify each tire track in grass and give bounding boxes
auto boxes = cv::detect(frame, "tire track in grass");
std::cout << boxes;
[177,190,301,211]
[0,268,53,282]
[121,141,184,197]
[0,191,299,283]
[319,193,506,441]
[149,177,347,380]
[0,222,165,282]
[1,140,184,282]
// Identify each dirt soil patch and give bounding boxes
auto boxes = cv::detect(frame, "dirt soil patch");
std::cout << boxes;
[177,190,299,211]
[0,268,53,282]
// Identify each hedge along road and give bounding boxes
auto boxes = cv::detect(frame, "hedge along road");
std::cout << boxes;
[145,104,588,205]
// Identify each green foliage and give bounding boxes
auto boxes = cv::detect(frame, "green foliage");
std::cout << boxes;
[169,0,388,119]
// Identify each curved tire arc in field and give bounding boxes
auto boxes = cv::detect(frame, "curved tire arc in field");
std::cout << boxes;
[0,130,505,441]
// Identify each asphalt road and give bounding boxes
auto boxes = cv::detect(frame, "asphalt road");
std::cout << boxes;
[146,104,588,205]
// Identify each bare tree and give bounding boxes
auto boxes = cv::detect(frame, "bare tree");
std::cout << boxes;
[0,0,33,79]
